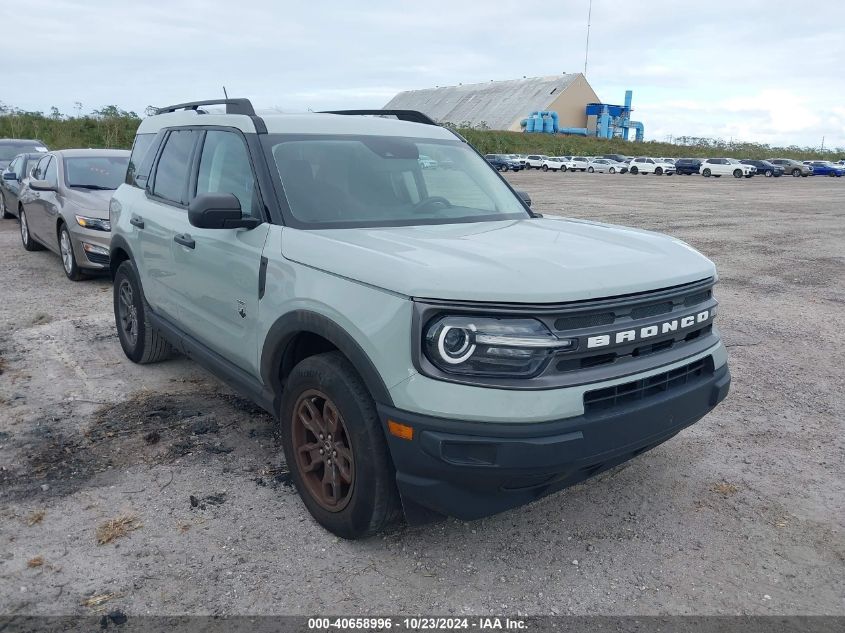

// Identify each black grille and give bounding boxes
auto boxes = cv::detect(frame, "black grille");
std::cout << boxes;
[554,313,614,330]
[630,301,673,319]
[583,357,713,413]
[684,290,712,306]
[85,251,110,265]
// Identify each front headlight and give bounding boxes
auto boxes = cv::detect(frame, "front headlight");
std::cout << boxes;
[75,215,110,232]
[423,316,574,377]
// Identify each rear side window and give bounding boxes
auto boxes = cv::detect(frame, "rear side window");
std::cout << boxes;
[126,133,156,188]
[151,130,200,205]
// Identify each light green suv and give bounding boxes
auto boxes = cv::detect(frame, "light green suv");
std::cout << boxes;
[110,99,730,539]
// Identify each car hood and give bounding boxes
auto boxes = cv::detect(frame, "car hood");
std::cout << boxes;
[281,218,716,303]
[62,188,114,218]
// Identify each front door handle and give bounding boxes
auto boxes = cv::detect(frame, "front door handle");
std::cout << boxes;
[174,233,195,249]
[130,215,145,229]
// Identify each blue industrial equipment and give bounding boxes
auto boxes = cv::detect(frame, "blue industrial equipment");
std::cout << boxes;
[522,90,644,141]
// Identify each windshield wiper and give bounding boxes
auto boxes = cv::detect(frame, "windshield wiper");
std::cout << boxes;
[70,184,115,190]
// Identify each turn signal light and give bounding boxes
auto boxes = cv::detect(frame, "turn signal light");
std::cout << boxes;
[387,420,414,441]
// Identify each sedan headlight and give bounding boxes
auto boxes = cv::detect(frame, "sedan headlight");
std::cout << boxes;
[75,215,110,231]
[423,316,574,377]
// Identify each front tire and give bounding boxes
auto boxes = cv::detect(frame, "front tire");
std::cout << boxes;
[113,260,174,364]
[587,166,594,173]
[1,193,12,219]
[733,169,743,178]
[609,167,616,174]
[542,165,549,172]
[19,209,43,251]
[792,168,801,177]
[59,223,85,281]
[655,167,663,175]
[501,165,509,172]
[280,352,402,539]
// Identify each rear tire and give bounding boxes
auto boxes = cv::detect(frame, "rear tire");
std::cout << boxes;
[542,165,548,172]
[113,260,175,364]
[792,168,801,177]
[764,170,772,177]
[587,166,594,173]
[702,168,711,177]
[280,351,402,539]
[19,209,43,251]
[630,166,639,175]
[501,165,509,172]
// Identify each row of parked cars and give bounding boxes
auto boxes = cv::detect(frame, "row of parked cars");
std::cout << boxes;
[0,138,130,279]
[485,153,845,179]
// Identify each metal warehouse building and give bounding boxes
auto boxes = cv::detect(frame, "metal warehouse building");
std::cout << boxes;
[384,74,600,132]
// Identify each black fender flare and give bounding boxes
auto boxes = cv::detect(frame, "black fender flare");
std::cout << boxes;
[108,233,136,279]
[260,310,394,409]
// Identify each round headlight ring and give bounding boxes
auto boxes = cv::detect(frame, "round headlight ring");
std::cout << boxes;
[437,324,477,364]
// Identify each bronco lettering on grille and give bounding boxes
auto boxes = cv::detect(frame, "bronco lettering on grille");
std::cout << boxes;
[586,309,712,349]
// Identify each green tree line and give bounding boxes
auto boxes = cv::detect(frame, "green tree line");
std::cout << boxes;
[1,103,841,161]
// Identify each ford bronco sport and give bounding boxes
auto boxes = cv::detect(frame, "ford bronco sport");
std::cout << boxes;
[110,99,730,539]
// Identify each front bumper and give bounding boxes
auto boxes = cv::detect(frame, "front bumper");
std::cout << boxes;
[380,362,730,523]
[68,224,111,269]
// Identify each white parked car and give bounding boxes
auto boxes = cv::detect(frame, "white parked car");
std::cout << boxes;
[699,158,756,178]
[587,158,627,174]
[566,156,590,172]
[525,155,549,169]
[628,157,675,175]
[541,157,566,172]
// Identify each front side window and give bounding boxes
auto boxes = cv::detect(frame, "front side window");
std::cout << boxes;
[196,130,260,217]
[152,130,200,205]
[32,155,50,179]
[8,157,21,176]
[65,155,130,190]
[265,135,528,229]
[44,157,57,187]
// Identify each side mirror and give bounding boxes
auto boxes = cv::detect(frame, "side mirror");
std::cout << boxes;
[3,171,17,181]
[28,179,55,191]
[188,193,260,229]
[515,189,532,207]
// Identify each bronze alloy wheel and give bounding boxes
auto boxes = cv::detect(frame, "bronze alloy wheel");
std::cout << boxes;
[292,389,355,512]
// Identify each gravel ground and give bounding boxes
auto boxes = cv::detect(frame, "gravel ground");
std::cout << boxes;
[0,172,842,617]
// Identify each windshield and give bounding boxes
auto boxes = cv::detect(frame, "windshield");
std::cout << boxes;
[264,135,529,229]
[0,143,47,161]
[64,156,129,190]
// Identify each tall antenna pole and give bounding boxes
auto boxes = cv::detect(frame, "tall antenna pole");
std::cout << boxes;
[584,0,592,76]
[223,86,229,99]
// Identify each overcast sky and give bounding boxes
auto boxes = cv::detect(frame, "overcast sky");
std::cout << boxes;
[3,0,844,148]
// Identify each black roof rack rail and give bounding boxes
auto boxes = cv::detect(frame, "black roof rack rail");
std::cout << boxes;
[320,109,438,126]
[156,98,256,116]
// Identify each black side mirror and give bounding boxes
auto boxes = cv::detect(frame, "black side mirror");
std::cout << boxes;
[515,189,532,207]
[188,193,260,229]
[3,171,17,181]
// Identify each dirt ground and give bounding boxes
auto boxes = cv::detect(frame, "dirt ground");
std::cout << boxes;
[0,172,843,617]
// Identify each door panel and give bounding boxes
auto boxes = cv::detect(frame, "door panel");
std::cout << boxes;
[139,129,202,319]
[172,128,270,374]
[172,224,270,373]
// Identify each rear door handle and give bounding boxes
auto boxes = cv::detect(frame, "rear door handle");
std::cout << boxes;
[130,215,144,229]
[174,233,195,249]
